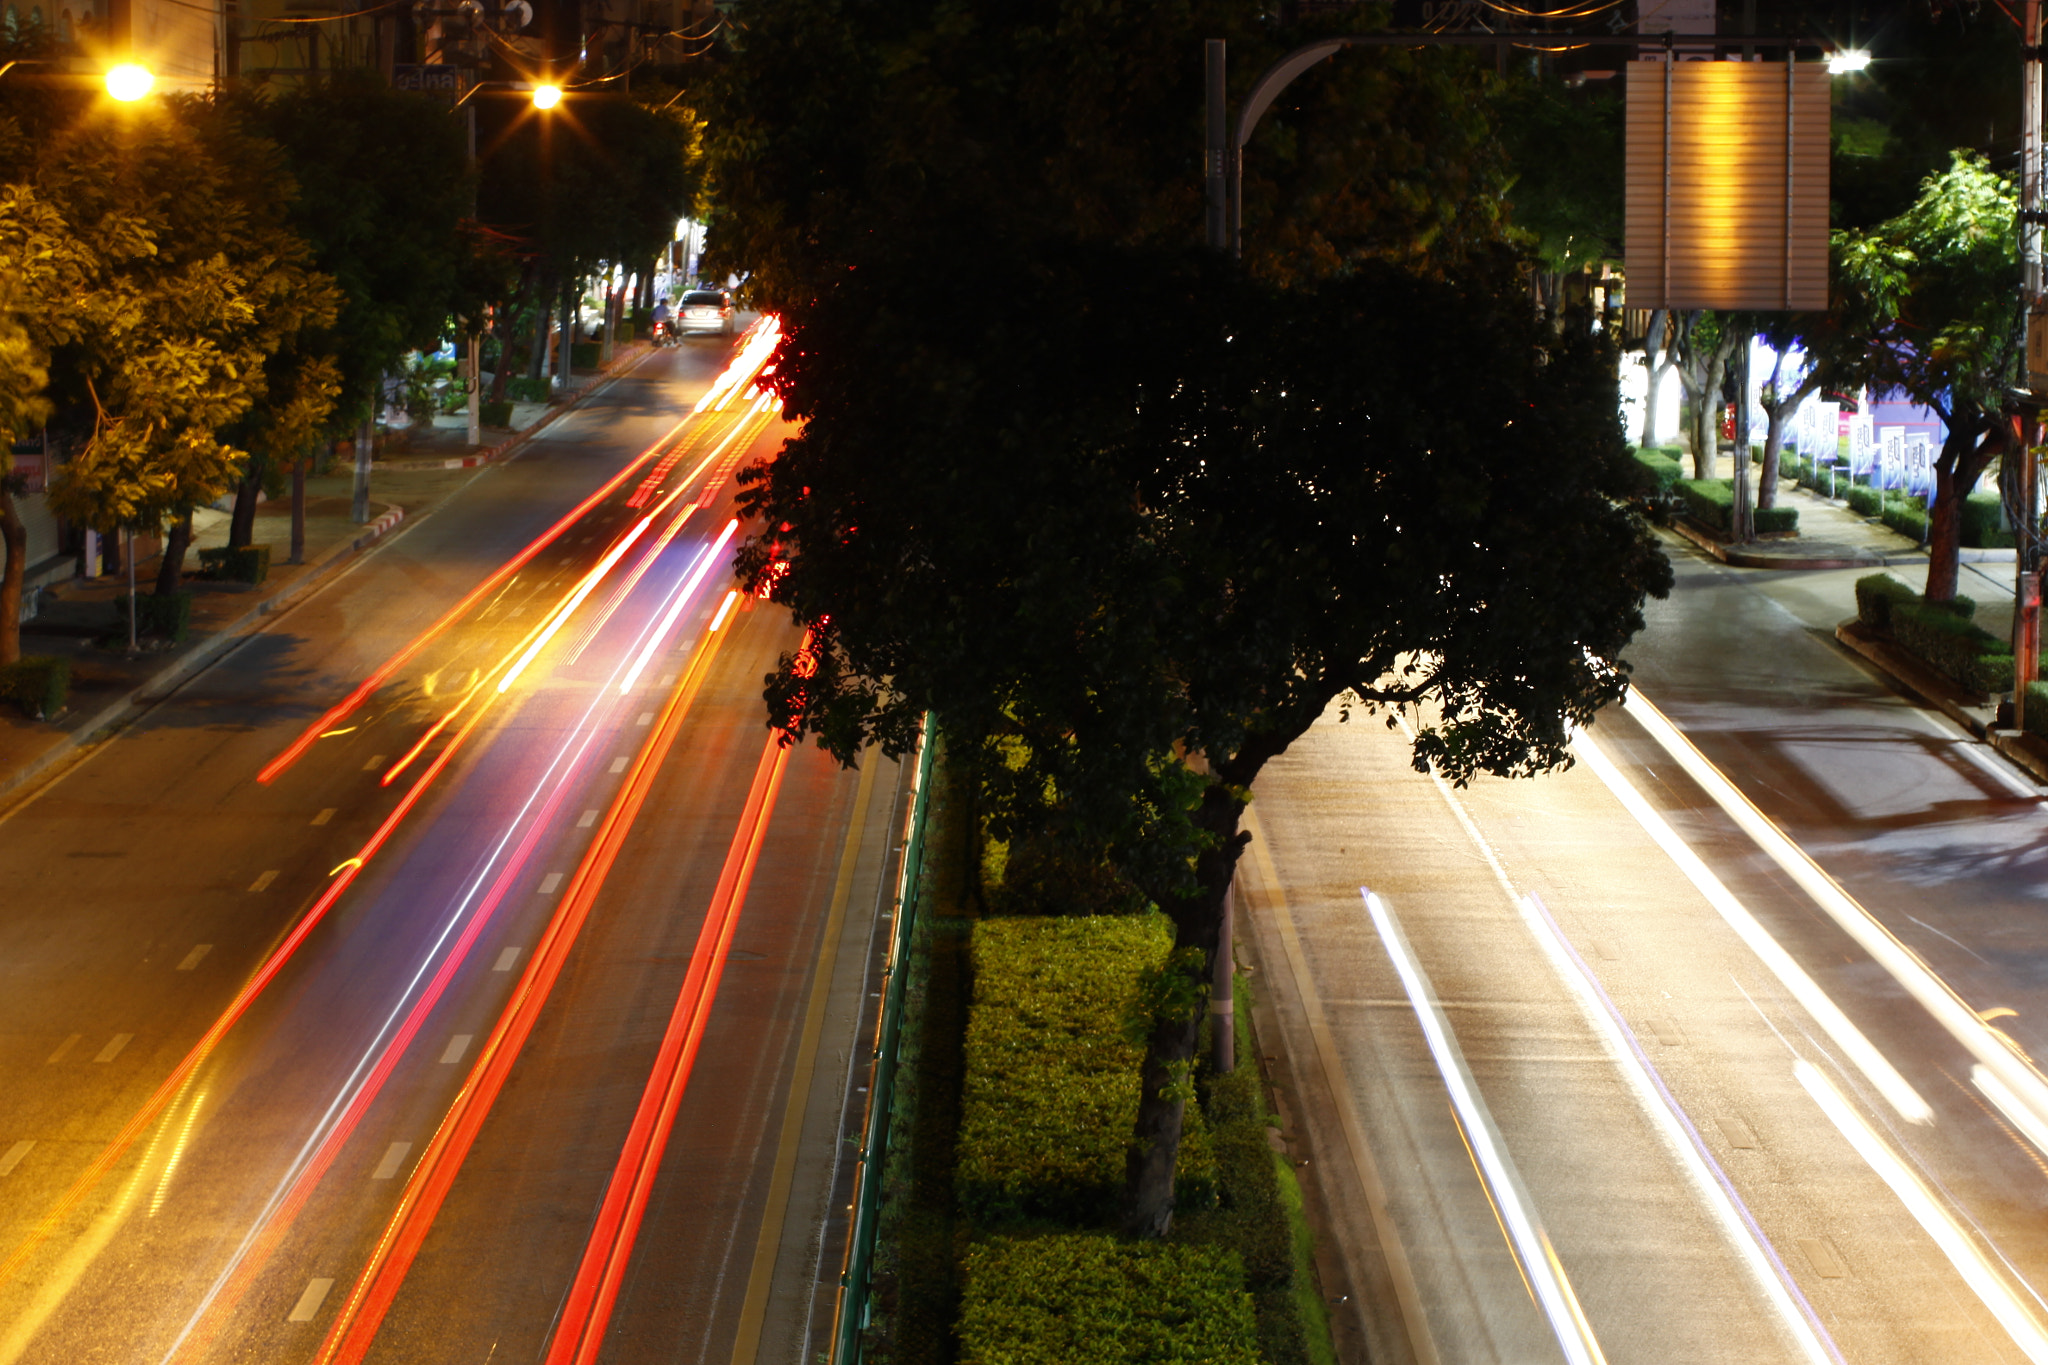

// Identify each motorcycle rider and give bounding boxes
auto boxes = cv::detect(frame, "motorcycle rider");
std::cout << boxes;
[652,295,674,345]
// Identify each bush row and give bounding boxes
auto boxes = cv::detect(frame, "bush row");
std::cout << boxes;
[1856,574,2013,694]
[2025,682,2048,741]
[110,590,194,643]
[1674,479,1798,535]
[958,914,1216,1224]
[0,656,69,719]
[956,1235,1262,1365]
[1626,447,1685,498]
[197,543,271,585]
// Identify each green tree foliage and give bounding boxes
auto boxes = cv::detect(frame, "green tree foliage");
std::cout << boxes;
[0,280,50,664]
[1828,151,2019,603]
[1493,72,1622,276]
[0,91,339,609]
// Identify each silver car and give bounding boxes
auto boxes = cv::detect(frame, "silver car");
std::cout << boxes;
[677,289,735,335]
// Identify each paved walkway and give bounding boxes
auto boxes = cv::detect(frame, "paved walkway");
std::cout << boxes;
[0,343,654,807]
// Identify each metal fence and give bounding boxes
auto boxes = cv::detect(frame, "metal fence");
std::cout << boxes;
[831,720,938,1364]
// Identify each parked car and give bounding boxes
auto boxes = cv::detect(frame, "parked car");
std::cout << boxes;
[677,288,735,335]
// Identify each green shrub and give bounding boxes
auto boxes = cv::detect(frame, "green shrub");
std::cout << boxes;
[480,397,515,428]
[110,590,194,642]
[957,1235,1261,1365]
[959,915,1217,1224]
[569,340,601,370]
[197,543,270,585]
[1626,448,1684,497]
[0,655,68,719]
[1675,479,1796,534]
[2025,682,2048,739]
[1881,498,1930,541]
[504,375,550,403]
[1962,490,2016,549]
[1846,484,1883,517]
[1854,573,1918,629]
[1892,600,2013,693]
[1675,478,1734,530]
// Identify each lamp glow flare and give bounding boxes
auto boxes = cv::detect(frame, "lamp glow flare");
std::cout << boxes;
[105,63,154,101]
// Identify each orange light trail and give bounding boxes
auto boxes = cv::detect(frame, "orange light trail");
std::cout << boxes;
[708,590,739,631]
[545,728,791,1365]
[314,620,740,1365]
[497,517,656,695]
[562,501,700,666]
[618,519,740,695]
[256,415,696,786]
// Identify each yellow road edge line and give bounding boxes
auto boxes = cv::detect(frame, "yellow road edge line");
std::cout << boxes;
[1242,805,1444,1365]
[727,747,883,1365]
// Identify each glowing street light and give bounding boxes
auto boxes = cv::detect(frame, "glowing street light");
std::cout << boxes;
[1827,49,1872,75]
[104,62,154,101]
[530,82,562,110]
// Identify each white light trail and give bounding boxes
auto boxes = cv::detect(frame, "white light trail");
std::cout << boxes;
[1797,1060,2048,1361]
[1363,889,1608,1365]
[1621,691,2048,1139]
[618,519,741,695]
[1571,726,1933,1124]
[498,519,654,693]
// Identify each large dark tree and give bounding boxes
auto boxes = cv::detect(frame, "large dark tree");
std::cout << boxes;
[713,0,1672,1235]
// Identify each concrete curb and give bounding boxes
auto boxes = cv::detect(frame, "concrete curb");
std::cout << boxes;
[1671,518,1884,571]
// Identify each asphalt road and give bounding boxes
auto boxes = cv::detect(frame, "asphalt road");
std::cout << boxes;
[0,330,899,1365]
[1245,534,2048,1365]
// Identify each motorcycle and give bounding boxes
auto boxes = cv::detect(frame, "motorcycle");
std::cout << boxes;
[652,318,677,346]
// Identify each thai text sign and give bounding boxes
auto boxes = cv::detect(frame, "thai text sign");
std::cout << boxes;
[1626,61,1830,310]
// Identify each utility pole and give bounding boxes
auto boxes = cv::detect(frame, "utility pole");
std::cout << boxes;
[2018,0,2043,732]
[1204,40,1226,254]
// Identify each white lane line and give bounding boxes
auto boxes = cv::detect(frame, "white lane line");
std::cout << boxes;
[440,1034,472,1065]
[1363,890,1608,1365]
[494,947,521,973]
[578,809,600,828]
[0,1141,33,1176]
[610,756,629,774]
[310,808,337,827]
[287,1278,335,1323]
[248,870,279,893]
[93,1034,133,1063]
[637,711,655,727]
[371,1142,412,1181]
[1798,1061,2048,1360]
[46,1035,79,1064]
[1572,726,1932,1124]
[660,673,677,688]
[538,872,564,895]
[362,755,386,772]
[176,945,213,972]
[1624,691,2048,1135]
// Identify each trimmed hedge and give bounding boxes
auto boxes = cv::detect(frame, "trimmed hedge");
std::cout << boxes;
[504,375,551,403]
[569,340,601,370]
[110,590,194,643]
[1853,574,1918,630]
[1845,484,1883,517]
[959,915,1217,1224]
[0,655,68,719]
[1627,447,1685,497]
[2025,681,2048,740]
[957,1235,1261,1365]
[1880,497,1930,542]
[1892,600,2014,694]
[1963,490,2016,549]
[480,397,515,429]
[1674,478,1798,534]
[197,543,271,585]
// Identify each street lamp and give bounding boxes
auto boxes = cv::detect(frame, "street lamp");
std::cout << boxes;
[103,62,154,101]
[530,82,562,110]
[1825,49,1871,75]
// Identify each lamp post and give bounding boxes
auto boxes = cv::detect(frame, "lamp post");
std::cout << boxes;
[2017,1,2043,734]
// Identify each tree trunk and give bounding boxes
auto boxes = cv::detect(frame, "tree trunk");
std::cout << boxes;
[1730,330,1754,542]
[228,462,261,551]
[0,481,24,666]
[154,508,193,598]
[560,276,578,388]
[1926,421,2003,603]
[290,459,307,565]
[1640,309,1668,449]
[528,274,554,384]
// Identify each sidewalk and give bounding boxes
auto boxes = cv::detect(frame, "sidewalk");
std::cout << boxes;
[0,343,654,809]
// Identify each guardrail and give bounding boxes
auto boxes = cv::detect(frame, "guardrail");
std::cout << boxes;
[831,718,937,1364]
